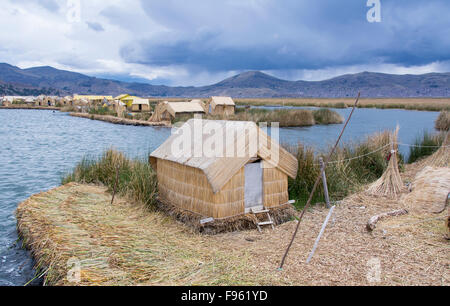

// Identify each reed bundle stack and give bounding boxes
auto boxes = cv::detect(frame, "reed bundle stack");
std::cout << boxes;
[401,166,450,214]
[367,127,404,198]
[424,132,449,168]
[435,111,449,131]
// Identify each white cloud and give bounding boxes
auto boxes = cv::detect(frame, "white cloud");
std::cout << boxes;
[266,61,450,82]
[0,0,448,86]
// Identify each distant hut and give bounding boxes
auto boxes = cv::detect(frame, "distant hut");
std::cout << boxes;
[73,95,113,106]
[42,96,56,106]
[1,97,13,107]
[24,97,36,106]
[149,119,298,220]
[58,96,73,106]
[113,100,127,117]
[206,96,236,116]
[64,96,74,106]
[130,98,151,112]
[149,101,205,122]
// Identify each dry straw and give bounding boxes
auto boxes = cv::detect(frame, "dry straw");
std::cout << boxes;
[16,171,450,285]
[401,166,450,214]
[424,132,449,168]
[367,126,404,198]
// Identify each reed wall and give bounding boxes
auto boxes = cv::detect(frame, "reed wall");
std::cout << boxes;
[157,159,244,218]
[156,159,290,219]
[263,161,289,208]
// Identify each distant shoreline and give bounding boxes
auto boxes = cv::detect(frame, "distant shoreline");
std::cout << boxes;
[0,106,60,111]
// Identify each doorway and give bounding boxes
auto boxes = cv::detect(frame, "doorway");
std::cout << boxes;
[244,162,263,212]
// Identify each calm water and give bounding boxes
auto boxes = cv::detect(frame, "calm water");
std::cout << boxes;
[0,108,440,285]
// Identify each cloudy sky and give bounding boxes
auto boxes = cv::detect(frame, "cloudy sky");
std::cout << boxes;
[1,0,450,86]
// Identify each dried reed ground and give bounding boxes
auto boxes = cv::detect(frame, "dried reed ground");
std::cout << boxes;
[17,163,449,286]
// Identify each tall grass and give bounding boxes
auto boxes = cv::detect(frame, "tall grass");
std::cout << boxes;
[124,112,152,121]
[407,131,445,164]
[62,149,158,208]
[287,131,395,207]
[88,106,117,116]
[174,108,343,127]
[235,98,450,112]
[435,111,449,131]
[60,105,78,112]
[312,108,344,125]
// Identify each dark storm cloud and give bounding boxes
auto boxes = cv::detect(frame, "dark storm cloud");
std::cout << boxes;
[118,0,450,71]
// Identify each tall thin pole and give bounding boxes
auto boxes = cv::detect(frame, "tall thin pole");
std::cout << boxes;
[279,93,360,269]
[306,205,336,263]
[319,157,331,208]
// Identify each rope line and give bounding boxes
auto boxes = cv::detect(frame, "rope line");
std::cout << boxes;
[397,143,450,148]
[313,144,390,166]
[311,142,447,166]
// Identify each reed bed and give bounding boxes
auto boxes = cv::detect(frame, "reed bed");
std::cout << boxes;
[175,108,343,127]
[435,111,450,131]
[407,131,446,164]
[16,183,269,286]
[88,106,117,117]
[423,132,449,168]
[60,105,79,112]
[16,174,449,286]
[312,108,344,125]
[62,149,158,208]
[235,98,450,112]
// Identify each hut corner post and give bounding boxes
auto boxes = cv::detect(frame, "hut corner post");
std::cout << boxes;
[319,157,331,208]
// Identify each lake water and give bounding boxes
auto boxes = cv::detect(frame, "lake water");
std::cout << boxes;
[0,108,440,285]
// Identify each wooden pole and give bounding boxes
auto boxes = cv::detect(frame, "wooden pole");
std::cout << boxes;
[319,157,331,208]
[306,205,336,263]
[278,92,360,270]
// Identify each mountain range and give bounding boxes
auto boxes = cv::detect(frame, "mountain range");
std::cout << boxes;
[0,63,449,98]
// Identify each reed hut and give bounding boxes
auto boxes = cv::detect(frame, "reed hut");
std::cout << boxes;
[42,96,56,106]
[73,95,113,105]
[1,97,13,107]
[24,97,36,106]
[149,101,205,122]
[130,98,151,112]
[206,96,236,116]
[112,100,127,117]
[149,119,298,220]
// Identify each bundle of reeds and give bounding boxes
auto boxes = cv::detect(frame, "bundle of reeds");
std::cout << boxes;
[424,132,449,168]
[366,127,404,198]
[435,111,449,131]
[401,166,450,214]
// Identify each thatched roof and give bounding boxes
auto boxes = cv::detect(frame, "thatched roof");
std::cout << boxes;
[73,95,114,101]
[150,119,298,193]
[115,94,130,100]
[166,101,205,113]
[210,96,235,106]
[131,98,149,105]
